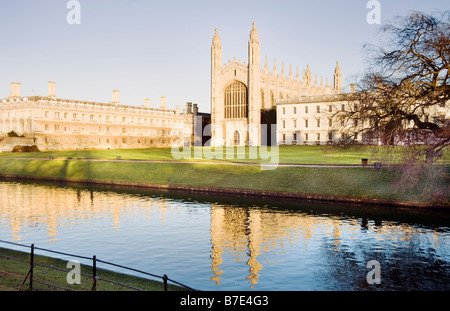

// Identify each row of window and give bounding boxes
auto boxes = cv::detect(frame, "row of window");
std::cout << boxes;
[0,111,32,119]
[0,122,31,133]
[42,124,174,136]
[281,131,360,143]
[280,118,334,129]
[281,104,334,115]
[43,136,172,145]
[280,103,361,116]
[281,132,334,142]
[42,111,177,126]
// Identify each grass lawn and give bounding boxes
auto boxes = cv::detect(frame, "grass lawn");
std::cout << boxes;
[0,247,187,291]
[0,145,449,165]
[0,156,448,205]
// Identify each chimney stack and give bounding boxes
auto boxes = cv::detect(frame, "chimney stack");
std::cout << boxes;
[186,102,192,114]
[350,84,356,93]
[113,89,120,105]
[48,81,56,98]
[193,103,198,115]
[160,96,166,109]
[10,82,21,98]
[145,98,150,108]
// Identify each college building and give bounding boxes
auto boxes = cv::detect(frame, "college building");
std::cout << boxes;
[275,89,450,146]
[0,81,205,151]
[276,94,347,145]
[210,22,342,146]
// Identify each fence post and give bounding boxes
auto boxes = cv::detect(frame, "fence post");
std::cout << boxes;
[18,244,34,291]
[92,255,97,291]
[29,244,34,291]
[163,274,168,291]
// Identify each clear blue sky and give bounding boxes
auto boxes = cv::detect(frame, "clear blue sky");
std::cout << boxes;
[0,0,447,113]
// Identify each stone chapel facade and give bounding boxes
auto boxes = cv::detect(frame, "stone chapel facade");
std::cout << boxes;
[210,22,342,146]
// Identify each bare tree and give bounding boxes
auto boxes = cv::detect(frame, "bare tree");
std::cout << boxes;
[337,11,450,164]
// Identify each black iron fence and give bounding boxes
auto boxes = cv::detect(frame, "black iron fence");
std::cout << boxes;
[0,239,198,291]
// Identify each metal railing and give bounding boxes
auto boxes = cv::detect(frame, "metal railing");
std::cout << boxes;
[0,239,198,291]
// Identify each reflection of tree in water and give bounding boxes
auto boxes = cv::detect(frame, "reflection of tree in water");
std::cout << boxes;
[318,220,450,291]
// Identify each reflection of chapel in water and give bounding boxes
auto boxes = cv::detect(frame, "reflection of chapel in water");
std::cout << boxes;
[209,204,345,288]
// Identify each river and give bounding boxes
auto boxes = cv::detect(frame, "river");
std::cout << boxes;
[0,179,449,291]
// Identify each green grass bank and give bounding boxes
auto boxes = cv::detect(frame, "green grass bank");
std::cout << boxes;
[1,145,449,165]
[0,246,187,291]
[0,150,448,207]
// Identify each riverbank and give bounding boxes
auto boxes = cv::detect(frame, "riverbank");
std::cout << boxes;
[1,145,449,164]
[0,246,187,291]
[0,156,448,208]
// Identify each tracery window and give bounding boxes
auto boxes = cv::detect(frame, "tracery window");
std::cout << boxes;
[224,81,247,119]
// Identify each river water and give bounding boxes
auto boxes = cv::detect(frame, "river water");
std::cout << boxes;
[0,179,449,291]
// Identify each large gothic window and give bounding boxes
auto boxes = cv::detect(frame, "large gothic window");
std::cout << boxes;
[224,81,247,119]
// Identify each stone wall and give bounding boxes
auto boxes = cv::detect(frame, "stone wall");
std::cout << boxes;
[0,137,36,152]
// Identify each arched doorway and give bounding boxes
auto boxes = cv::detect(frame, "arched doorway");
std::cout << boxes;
[233,131,240,145]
